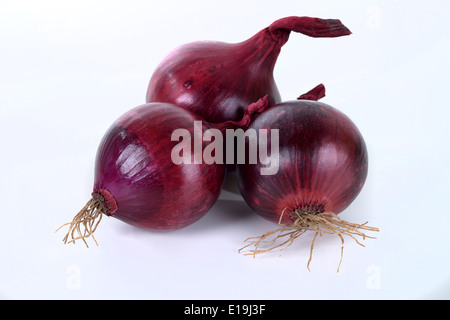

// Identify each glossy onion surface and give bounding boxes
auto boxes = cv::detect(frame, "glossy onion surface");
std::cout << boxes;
[237,100,368,224]
[94,103,225,231]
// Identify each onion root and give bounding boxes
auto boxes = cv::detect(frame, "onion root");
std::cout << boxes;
[239,208,379,272]
[55,196,105,247]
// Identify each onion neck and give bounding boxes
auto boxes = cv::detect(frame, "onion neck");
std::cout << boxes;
[297,83,326,101]
[214,95,269,132]
[236,28,288,72]
[268,16,352,38]
[213,82,325,132]
[235,16,351,74]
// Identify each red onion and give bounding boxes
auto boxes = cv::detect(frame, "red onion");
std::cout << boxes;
[57,98,268,246]
[146,16,351,124]
[237,98,378,271]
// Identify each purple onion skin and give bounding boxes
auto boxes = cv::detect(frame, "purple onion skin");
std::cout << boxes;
[93,103,225,231]
[237,100,368,224]
[146,16,351,123]
[147,39,281,124]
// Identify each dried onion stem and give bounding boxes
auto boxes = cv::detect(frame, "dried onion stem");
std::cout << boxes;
[239,208,379,272]
[55,197,105,247]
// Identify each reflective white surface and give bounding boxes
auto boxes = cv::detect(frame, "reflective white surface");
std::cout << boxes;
[1,0,450,299]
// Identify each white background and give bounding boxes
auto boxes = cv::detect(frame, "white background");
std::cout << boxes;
[1,0,450,299]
